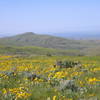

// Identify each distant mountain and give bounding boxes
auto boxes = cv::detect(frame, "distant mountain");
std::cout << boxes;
[0,33,18,38]
[1,32,100,40]
[0,33,8,38]
[51,32,100,40]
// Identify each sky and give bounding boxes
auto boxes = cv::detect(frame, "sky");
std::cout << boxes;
[0,0,100,35]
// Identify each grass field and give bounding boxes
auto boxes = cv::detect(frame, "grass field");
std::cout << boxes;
[0,55,100,100]
[0,46,81,56]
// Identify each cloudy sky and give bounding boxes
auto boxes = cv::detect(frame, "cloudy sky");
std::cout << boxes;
[0,0,100,35]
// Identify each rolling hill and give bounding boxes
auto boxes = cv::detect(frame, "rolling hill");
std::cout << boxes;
[51,32,100,40]
[0,32,80,50]
[0,32,95,49]
[0,32,100,56]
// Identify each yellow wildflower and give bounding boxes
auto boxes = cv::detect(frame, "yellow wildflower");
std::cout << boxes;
[53,95,56,100]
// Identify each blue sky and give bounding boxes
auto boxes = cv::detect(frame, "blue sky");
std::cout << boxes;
[0,0,100,35]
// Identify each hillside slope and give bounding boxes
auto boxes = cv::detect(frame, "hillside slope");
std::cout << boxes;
[0,32,97,50]
[0,32,100,56]
[0,46,81,56]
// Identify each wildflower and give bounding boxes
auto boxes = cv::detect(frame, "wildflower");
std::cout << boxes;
[2,88,8,94]
[88,77,100,84]
[16,92,31,99]
[93,67,100,72]
[53,95,56,100]
[89,93,95,97]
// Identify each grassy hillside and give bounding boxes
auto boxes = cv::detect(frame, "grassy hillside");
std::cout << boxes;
[0,32,100,56]
[0,32,94,50]
[0,46,81,56]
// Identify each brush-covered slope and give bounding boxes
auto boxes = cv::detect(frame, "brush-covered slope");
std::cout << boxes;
[0,46,80,56]
[0,32,93,50]
[0,32,100,56]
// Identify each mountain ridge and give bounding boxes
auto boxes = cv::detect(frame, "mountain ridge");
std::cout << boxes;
[1,32,100,40]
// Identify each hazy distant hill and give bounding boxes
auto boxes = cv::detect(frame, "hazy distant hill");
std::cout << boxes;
[0,32,87,50]
[0,32,100,56]
[51,32,100,40]
[1,32,100,39]
[0,33,15,38]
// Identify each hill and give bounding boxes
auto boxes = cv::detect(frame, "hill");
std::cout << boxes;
[0,32,96,50]
[0,32,100,56]
[0,46,80,56]
[0,32,80,50]
[51,32,100,40]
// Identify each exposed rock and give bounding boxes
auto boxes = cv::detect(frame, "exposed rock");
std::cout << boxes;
[59,80,78,91]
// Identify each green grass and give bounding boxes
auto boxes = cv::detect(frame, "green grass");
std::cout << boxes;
[0,55,100,100]
[1,33,100,56]
[0,46,81,56]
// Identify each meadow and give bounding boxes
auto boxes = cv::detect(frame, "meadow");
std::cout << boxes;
[0,55,100,100]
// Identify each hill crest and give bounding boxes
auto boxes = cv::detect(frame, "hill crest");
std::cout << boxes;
[0,32,99,54]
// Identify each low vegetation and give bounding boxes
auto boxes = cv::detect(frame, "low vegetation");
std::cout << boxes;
[0,55,100,100]
[0,33,100,56]
[0,46,80,56]
[0,33,100,100]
